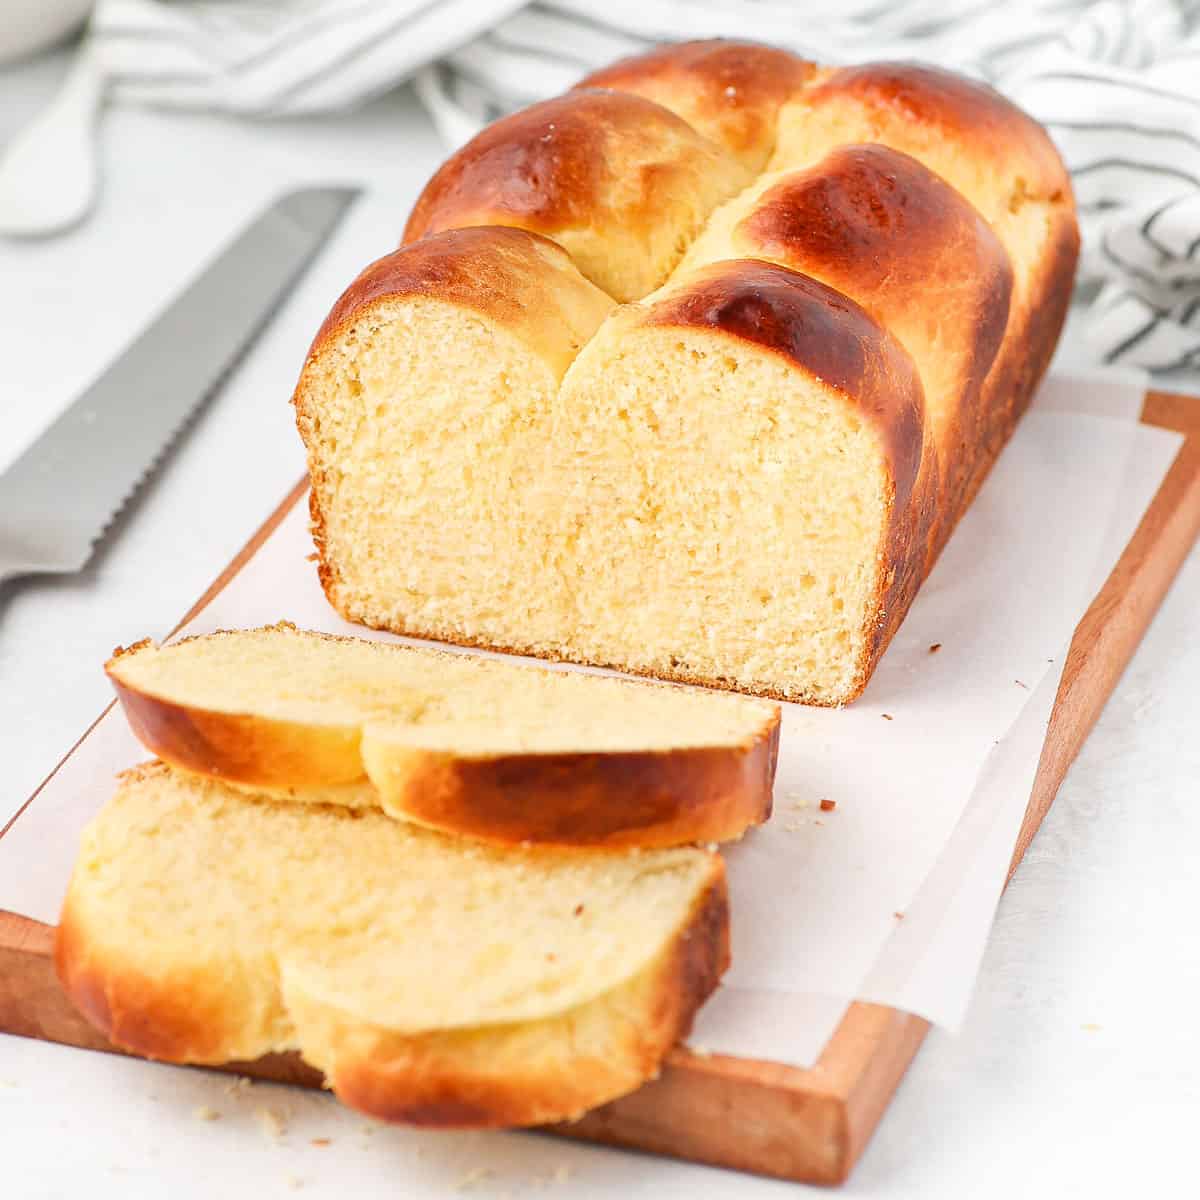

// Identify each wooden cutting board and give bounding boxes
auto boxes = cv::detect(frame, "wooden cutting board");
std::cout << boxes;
[2,390,1198,1185]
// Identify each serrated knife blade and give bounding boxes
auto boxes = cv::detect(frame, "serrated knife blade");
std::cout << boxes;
[0,186,358,585]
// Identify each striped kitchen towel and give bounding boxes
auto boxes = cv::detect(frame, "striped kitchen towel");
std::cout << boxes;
[87,0,1200,370]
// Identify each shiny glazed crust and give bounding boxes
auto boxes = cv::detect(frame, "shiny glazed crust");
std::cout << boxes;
[576,39,817,169]
[401,89,750,301]
[106,629,781,848]
[770,60,1080,526]
[687,143,1013,545]
[55,824,729,1128]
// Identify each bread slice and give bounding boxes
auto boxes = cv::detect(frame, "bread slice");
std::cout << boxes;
[106,624,780,847]
[57,763,728,1128]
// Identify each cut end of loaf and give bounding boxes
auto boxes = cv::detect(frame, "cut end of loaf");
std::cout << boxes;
[303,255,926,705]
[56,763,729,1127]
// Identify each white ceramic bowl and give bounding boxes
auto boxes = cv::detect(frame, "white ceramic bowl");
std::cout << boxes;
[0,0,94,65]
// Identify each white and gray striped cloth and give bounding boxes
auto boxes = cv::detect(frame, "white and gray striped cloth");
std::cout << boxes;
[88,0,1200,370]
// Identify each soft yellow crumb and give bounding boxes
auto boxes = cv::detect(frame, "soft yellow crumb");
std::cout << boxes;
[194,1106,220,1122]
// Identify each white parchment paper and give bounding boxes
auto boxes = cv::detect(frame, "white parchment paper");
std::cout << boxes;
[0,369,1184,1069]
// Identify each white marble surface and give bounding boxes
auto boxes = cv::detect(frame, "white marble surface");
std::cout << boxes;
[2,44,1198,1198]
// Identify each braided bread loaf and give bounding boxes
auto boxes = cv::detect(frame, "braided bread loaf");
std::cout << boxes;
[294,40,1078,705]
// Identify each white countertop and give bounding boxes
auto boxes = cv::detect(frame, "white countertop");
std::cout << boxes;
[2,43,1197,1199]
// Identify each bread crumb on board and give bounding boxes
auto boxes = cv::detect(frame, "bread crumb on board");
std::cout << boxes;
[194,1105,221,1122]
[819,798,837,812]
[256,1107,289,1140]
[455,1166,495,1190]
[223,1076,253,1097]
[893,911,905,920]
[533,1164,576,1188]
[881,713,894,721]
[929,642,942,653]
[286,1174,304,1190]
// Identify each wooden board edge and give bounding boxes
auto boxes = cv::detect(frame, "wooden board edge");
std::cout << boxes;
[0,393,1196,1185]
[0,908,849,1182]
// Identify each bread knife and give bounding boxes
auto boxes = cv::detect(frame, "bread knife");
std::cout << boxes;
[0,186,358,585]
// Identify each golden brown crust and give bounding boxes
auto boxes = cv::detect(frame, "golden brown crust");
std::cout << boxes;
[693,143,1014,578]
[106,628,780,846]
[774,62,1071,201]
[109,678,365,789]
[957,211,1080,516]
[401,89,749,301]
[300,225,605,369]
[310,870,729,1128]
[403,89,700,240]
[576,39,816,170]
[56,893,284,1065]
[364,728,777,848]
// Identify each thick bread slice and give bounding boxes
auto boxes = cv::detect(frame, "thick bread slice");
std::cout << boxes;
[106,624,781,847]
[402,90,751,302]
[56,763,729,1127]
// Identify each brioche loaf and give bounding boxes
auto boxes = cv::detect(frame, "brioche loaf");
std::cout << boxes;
[107,624,780,847]
[56,762,728,1127]
[295,41,1079,704]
